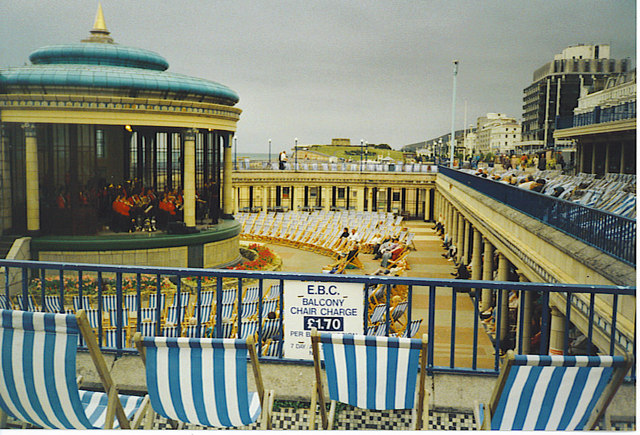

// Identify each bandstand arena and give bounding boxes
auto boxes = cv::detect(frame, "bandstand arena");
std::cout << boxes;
[0,6,635,431]
[0,7,241,268]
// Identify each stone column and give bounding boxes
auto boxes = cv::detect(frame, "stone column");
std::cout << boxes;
[471,228,482,280]
[452,210,459,246]
[222,133,234,218]
[23,123,40,234]
[549,305,565,355]
[424,188,432,222]
[516,271,531,354]
[356,186,365,212]
[182,128,197,227]
[456,213,464,263]
[462,220,471,265]
[322,186,331,211]
[262,185,269,212]
[604,143,610,174]
[620,142,626,174]
[0,126,12,233]
[293,186,304,211]
[234,187,240,214]
[480,238,494,312]
[591,145,596,174]
[497,253,510,342]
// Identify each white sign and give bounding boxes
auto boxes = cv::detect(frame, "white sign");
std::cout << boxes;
[284,280,365,360]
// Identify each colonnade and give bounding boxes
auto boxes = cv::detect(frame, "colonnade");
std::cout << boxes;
[433,189,567,355]
[232,181,436,220]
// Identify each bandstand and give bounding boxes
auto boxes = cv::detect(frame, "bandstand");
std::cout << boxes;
[0,6,242,268]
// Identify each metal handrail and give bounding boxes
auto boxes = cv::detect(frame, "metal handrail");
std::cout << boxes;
[2,259,634,377]
[439,166,636,264]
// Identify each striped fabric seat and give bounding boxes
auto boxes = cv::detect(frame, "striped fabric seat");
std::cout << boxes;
[134,335,274,429]
[0,295,9,310]
[0,309,147,429]
[123,294,139,312]
[148,293,166,310]
[310,330,428,430]
[102,295,119,311]
[73,295,92,311]
[43,295,63,313]
[474,351,632,431]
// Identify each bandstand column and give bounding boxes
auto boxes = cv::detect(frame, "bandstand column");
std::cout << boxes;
[23,123,40,234]
[497,253,510,342]
[591,144,596,174]
[293,186,304,211]
[456,212,464,263]
[516,271,531,354]
[480,237,494,312]
[222,133,234,218]
[0,126,11,232]
[234,187,240,214]
[620,142,626,174]
[183,128,197,227]
[549,305,566,355]
[604,143,610,174]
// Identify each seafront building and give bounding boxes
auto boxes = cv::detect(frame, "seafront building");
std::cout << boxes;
[518,44,630,154]
[0,7,635,430]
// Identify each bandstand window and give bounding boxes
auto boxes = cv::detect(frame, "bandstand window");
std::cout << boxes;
[96,129,105,158]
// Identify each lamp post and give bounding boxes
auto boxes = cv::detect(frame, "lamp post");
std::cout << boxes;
[450,60,458,168]
[294,138,298,170]
[365,141,368,168]
[360,139,364,172]
[234,136,237,170]
[268,138,272,167]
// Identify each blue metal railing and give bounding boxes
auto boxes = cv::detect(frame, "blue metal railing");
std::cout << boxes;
[439,166,636,265]
[555,101,636,130]
[1,259,635,377]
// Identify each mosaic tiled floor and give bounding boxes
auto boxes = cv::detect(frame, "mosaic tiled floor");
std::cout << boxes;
[5,405,634,430]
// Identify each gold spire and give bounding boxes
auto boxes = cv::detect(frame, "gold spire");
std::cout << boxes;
[92,3,108,33]
[82,3,114,44]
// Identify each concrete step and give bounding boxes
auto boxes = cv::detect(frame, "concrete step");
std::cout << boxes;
[0,236,19,259]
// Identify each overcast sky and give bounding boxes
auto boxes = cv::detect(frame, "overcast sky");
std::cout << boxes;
[1,1,636,153]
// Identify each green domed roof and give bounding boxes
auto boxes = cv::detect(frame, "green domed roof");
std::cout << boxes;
[0,7,239,106]
[29,43,169,71]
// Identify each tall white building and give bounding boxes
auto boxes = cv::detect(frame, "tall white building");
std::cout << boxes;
[475,113,521,155]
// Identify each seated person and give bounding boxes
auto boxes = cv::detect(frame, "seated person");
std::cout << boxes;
[381,239,402,268]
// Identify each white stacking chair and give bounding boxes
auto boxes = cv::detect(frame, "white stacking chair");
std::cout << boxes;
[134,334,274,429]
[0,309,148,429]
[309,329,429,430]
[474,351,632,430]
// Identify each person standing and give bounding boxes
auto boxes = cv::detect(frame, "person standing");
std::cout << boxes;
[279,150,288,170]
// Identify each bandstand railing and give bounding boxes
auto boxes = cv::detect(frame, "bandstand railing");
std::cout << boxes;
[1,259,634,379]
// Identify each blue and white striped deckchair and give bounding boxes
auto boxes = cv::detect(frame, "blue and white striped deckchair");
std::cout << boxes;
[221,288,237,305]
[104,328,129,349]
[220,302,236,321]
[133,334,274,429]
[474,351,633,431]
[85,308,104,329]
[261,318,280,341]
[243,286,260,303]
[240,301,259,320]
[161,324,181,338]
[73,295,92,311]
[108,309,129,328]
[171,292,191,308]
[148,293,166,310]
[138,321,158,337]
[183,324,208,338]
[309,329,428,430]
[369,303,387,325]
[200,290,215,306]
[123,294,139,312]
[239,320,259,340]
[165,306,187,326]
[401,319,423,338]
[262,299,278,316]
[13,295,38,312]
[192,303,214,325]
[102,295,118,311]
[140,307,159,323]
[264,284,280,301]
[0,295,9,310]
[0,309,148,429]
[43,295,63,313]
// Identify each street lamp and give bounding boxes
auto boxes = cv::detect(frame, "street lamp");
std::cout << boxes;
[360,139,364,172]
[294,138,298,170]
[450,60,458,168]
[234,136,237,170]
[268,138,272,167]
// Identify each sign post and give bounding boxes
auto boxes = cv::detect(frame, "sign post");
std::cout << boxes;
[284,280,364,360]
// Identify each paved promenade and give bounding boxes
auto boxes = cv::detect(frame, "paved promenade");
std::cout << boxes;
[263,219,495,370]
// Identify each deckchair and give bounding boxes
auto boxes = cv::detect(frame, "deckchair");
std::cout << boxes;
[474,350,633,430]
[310,329,429,430]
[133,333,275,429]
[0,309,148,429]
